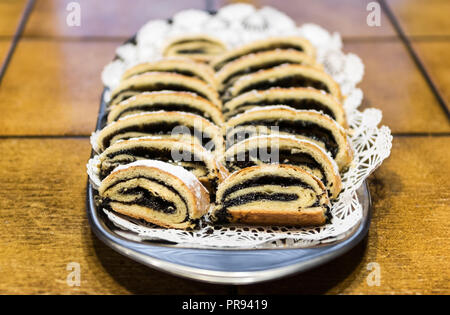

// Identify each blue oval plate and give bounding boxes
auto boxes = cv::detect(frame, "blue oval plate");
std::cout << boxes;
[86,88,372,285]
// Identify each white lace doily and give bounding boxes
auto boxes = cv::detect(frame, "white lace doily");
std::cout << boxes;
[96,4,392,249]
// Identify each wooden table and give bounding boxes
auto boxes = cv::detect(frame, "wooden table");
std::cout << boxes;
[0,0,448,295]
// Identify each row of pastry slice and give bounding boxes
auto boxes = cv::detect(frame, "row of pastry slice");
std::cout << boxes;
[90,35,353,230]
[94,56,227,156]
[205,36,353,226]
[91,51,229,229]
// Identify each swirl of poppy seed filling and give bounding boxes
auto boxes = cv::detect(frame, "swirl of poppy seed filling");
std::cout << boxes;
[232,120,338,158]
[177,48,208,54]
[221,175,314,201]
[236,75,330,97]
[112,103,214,122]
[100,147,208,180]
[215,175,323,224]
[109,83,211,106]
[225,149,327,186]
[224,98,336,119]
[214,45,305,71]
[126,69,208,84]
[220,59,307,89]
[171,39,219,45]
[101,122,215,152]
[167,40,225,57]
[222,192,299,209]
[101,176,190,222]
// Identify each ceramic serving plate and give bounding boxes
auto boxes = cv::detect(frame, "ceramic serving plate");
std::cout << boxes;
[86,90,372,285]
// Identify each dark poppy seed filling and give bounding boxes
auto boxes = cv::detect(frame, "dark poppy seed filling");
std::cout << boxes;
[226,150,327,186]
[237,75,330,96]
[101,122,214,152]
[103,176,190,221]
[234,120,338,158]
[226,153,258,171]
[113,104,213,122]
[100,147,207,179]
[225,127,262,148]
[226,98,336,119]
[118,187,177,213]
[172,39,218,45]
[127,70,206,83]
[221,175,313,202]
[214,46,305,71]
[109,84,211,105]
[222,192,299,209]
[212,207,233,223]
[221,60,302,87]
[177,49,208,54]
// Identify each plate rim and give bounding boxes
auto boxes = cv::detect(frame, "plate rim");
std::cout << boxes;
[86,178,371,284]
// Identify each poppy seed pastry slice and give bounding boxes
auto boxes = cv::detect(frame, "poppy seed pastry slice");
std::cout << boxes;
[211,164,330,227]
[107,91,224,125]
[108,72,222,108]
[223,87,347,126]
[223,135,342,198]
[162,35,227,62]
[93,111,225,157]
[224,106,353,171]
[216,50,321,92]
[99,160,210,230]
[121,58,217,89]
[225,64,342,102]
[211,36,316,71]
[89,138,229,197]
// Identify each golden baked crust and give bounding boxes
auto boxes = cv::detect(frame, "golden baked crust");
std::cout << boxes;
[212,164,329,227]
[223,87,347,126]
[122,58,218,89]
[224,106,353,171]
[223,135,342,198]
[99,161,210,229]
[211,36,316,71]
[107,91,224,125]
[109,72,222,108]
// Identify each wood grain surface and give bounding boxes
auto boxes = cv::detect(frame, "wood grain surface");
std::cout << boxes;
[0,0,449,295]
[0,39,11,70]
[388,0,450,37]
[0,0,26,36]
[344,41,450,133]
[413,41,450,112]
[0,39,121,135]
